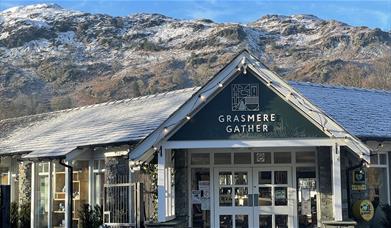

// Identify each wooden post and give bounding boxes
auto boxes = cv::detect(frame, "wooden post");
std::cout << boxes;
[332,143,343,221]
[30,162,36,227]
[157,147,167,222]
[136,182,144,228]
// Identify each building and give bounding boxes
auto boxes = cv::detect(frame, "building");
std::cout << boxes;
[0,50,390,228]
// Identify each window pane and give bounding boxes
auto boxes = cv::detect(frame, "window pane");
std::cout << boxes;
[234,152,251,164]
[94,173,105,206]
[367,167,389,204]
[220,215,233,228]
[235,214,248,228]
[259,215,272,228]
[275,171,288,185]
[191,153,210,165]
[274,152,291,163]
[275,215,288,228]
[258,187,272,206]
[219,188,232,206]
[234,172,248,185]
[215,153,231,164]
[254,152,271,164]
[379,154,387,165]
[235,187,249,206]
[371,154,379,164]
[219,172,232,185]
[259,171,272,184]
[275,187,288,206]
[296,151,315,163]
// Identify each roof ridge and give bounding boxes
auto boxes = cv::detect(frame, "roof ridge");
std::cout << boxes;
[0,87,199,123]
[289,80,391,94]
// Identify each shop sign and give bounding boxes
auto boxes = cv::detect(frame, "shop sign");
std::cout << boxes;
[352,169,366,191]
[353,200,374,221]
[170,72,327,140]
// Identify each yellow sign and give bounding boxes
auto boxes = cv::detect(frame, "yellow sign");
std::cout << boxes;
[352,200,374,221]
[351,184,366,191]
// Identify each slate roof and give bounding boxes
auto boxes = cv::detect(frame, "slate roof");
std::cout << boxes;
[0,87,198,158]
[0,82,390,158]
[290,81,391,139]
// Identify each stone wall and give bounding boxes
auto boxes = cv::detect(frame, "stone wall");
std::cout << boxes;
[18,161,32,207]
[317,146,334,222]
[174,149,188,221]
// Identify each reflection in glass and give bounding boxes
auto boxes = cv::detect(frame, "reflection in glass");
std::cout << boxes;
[234,152,251,164]
[254,152,271,164]
[274,152,291,163]
[219,187,232,206]
[235,214,249,228]
[234,172,248,185]
[275,214,288,228]
[215,153,231,164]
[296,151,315,163]
[259,215,272,228]
[274,171,288,185]
[220,215,233,228]
[275,187,288,206]
[258,187,272,206]
[235,187,249,206]
[259,171,272,184]
[191,153,210,165]
[219,172,232,185]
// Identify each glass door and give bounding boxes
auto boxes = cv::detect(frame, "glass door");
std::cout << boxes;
[253,168,293,228]
[214,168,253,228]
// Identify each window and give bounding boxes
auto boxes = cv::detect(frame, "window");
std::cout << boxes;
[93,160,105,206]
[234,152,251,164]
[274,152,291,163]
[254,152,271,164]
[296,151,315,163]
[214,153,231,164]
[191,153,210,165]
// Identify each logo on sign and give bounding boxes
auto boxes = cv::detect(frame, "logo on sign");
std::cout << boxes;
[231,84,259,111]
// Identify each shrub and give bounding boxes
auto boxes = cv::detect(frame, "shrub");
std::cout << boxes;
[78,204,103,228]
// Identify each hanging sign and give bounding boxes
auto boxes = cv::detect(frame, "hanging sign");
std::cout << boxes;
[353,200,374,221]
[352,169,366,191]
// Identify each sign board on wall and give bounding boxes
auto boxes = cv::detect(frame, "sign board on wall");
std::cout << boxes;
[170,72,327,140]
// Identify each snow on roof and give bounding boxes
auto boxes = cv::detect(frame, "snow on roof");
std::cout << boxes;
[0,87,198,158]
[290,81,391,139]
[0,81,390,158]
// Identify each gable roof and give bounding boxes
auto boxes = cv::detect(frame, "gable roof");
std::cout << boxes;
[128,51,372,161]
[0,88,198,158]
[1,51,389,160]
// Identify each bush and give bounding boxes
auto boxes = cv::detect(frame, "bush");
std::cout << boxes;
[78,204,103,228]
[9,202,30,228]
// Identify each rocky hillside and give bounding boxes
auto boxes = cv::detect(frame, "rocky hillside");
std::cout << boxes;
[1,4,390,119]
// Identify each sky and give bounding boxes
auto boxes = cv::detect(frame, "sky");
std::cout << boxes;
[0,0,390,31]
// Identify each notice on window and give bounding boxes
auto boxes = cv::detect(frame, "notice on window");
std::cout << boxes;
[192,190,201,204]
[198,181,210,198]
[301,188,311,215]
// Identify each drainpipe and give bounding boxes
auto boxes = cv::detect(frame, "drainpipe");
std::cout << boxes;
[59,160,73,228]
[346,159,365,218]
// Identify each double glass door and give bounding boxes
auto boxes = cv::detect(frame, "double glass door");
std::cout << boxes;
[214,167,293,228]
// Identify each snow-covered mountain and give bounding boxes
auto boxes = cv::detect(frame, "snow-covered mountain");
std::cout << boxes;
[0,4,390,119]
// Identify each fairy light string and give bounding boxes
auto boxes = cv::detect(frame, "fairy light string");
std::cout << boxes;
[150,55,370,160]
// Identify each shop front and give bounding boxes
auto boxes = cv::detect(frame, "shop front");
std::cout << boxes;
[1,51,390,228]
[129,51,389,228]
